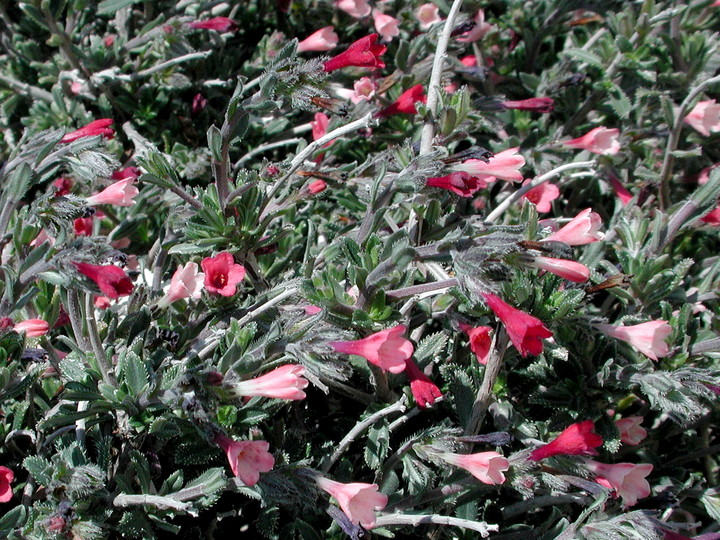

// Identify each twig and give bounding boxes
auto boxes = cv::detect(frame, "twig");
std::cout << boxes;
[464,330,507,436]
[113,494,191,512]
[0,73,53,102]
[66,290,89,351]
[485,161,596,223]
[234,137,304,169]
[321,396,407,473]
[502,494,589,519]
[235,286,298,326]
[690,337,720,356]
[169,185,203,209]
[386,278,458,300]
[133,51,212,79]
[84,293,115,386]
[374,513,498,537]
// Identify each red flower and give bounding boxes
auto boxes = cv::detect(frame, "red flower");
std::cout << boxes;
[53,177,73,196]
[459,323,493,365]
[529,420,603,461]
[201,252,246,297]
[426,171,487,198]
[481,292,552,357]
[74,217,94,236]
[403,358,442,408]
[188,17,238,32]
[60,119,114,143]
[0,466,13,503]
[323,34,387,72]
[74,262,134,300]
[502,97,554,113]
[376,84,426,117]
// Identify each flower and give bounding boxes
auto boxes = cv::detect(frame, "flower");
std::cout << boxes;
[192,93,208,115]
[330,325,413,374]
[608,175,633,205]
[230,365,309,400]
[528,256,590,283]
[316,477,387,529]
[74,217,94,236]
[426,171,487,197]
[562,126,620,155]
[14,319,50,337]
[323,34,387,72]
[311,112,330,141]
[436,451,509,485]
[459,324,493,365]
[111,166,141,181]
[60,119,114,143]
[585,460,653,507]
[201,252,246,297]
[86,177,139,207]
[298,26,339,53]
[306,179,327,195]
[503,97,555,113]
[403,358,442,408]
[542,208,605,245]
[30,229,55,247]
[415,4,441,29]
[595,320,672,361]
[350,77,377,104]
[521,180,560,212]
[457,10,494,42]
[701,205,720,225]
[372,10,400,41]
[214,435,274,486]
[94,296,111,309]
[481,292,552,357]
[453,147,525,183]
[52,176,73,196]
[615,416,647,446]
[529,420,603,461]
[188,17,237,32]
[336,0,371,18]
[159,262,205,307]
[0,466,13,503]
[376,84,426,117]
[683,99,720,137]
[74,262,134,300]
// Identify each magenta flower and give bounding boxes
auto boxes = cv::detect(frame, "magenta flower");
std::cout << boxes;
[403,358,442,408]
[521,180,560,212]
[426,172,487,197]
[231,365,309,400]
[74,262,134,300]
[529,256,590,283]
[684,99,720,137]
[562,126,620,155]
[14,319,50,337]
[481,292,552,357]
[376,84,426,118]
[297,26,339,53]
[330,324,413,374]
[60,119,114,143]
[336,0,372,18]
[503,97,554,113]
[372,10,400,41]
[158,262,204,307]
[316,477,388,529]
[542,208,605,245]
[86,177,139,207]
[201,252,246,297]
[415,3,441,29]
[192,93,208,115]
[436,451,509,485]
[615,416,647,446]
[595,320,672,361]
[188,17,237,32]
[323,34,387,72]
[529,420,603,461]
[453,147,525,183]
[214,435,275,486]
[0,466,13,503]
[459,323,493,365]
[585,460,653,507]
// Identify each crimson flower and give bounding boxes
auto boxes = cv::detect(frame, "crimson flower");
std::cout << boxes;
[529,420,603,461]
[426,171,487,197]
[502,97,554,113]
[201,252,246,297]
[188,17,238,32]
[74,262,133,300]
[376,84,426,117]
[0,466,13,503]
[481,292,552,357]
[60,119,114,143]
[323,34,387,72]
[403,358,442,408]
[459,323,493,365]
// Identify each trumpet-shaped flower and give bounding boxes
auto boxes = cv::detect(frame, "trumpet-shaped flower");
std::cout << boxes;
[436,451,509,485]
[60,119,114,143]
[459,323,493,365]
[562,126,620,155]
[14,319,50,337]
[188,17,237,32]
[74,262,133,300]
[316,477,388,529]
[376,84,426,117]
[595,320,672,361]
[503,97,554,113]
[86,177,139,207]
[529,420,603,461]
[159,262,204,307]
[403,358,442,408]
[0,466,13,503]
[481,292,552,357]
[684,99,720,137]
[330,325,413,373]
[453,147,525,183]
[201,252,246,297]
[425,171,487,197]
[456,10,494,42]
[230,365,309,400]
[214,435,274,486]
[615,416,647,446]
[529,256,590,283]
[585,460,653,507]
[298,26,339,52]
[415,4,441,29]
[323,34,387,72]
[521,180,560,212]
[336,0,371,18]
[542,208,605,245]
[372,10,400,41]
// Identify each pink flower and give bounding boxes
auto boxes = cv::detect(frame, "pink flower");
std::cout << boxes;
[608,175,633,205]
[350,77,377,104]
[306,179,327,195]
[684,99,720,137]
[457,10,494,42]
[74,262,133,300]
[0,466,13,503]
[94,296,111,309]
[562,126,621,155]
[521,180,560,212]
[214,435,274,486]
[188,17,238,32]
[415,4,441,29]
[426,171,487,197]
[481,292,552,357]
[503,97,555,113]
[231,364,309,400]
[376,84,426,118]
[585,460,653,507]
[595,320,672,361]
[615,416,647,446]
[459,324,493,365]
[323,34,387,72]
[201,252,246,297]
[529,256,590,283]
[103,35,115,47]
[305,305,322,315]
[330,325,413,374]
[453,147,525,183]
[311,112,330,141]
[159,262,205,307]
[30,229,55,247]
[403,358,442,408]
[529,420,603,461]
[336,0,372,18]
[192,93,208,115]
[542,208,605,245]
[372,10,400,41]
[14,319,50,337]
[436,451,509,485]
[316,477,388,529]
[297,26,339,53]
[60,119,114,143]
[86,177,139,207]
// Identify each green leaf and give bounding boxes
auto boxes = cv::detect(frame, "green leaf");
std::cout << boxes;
[562,48,604,69]
[414,332,448,364]
[401,454,432,495]
[97,0,141,14]
[364,420,390,469]
[120,351,149,396]
[0,505,27,534]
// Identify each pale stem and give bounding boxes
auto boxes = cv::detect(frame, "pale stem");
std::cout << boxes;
[374,513,498,537]
[76,400,88,446]
[66,289,89,351]
[464,329,508,436]
[386,278,459,300]
[0,73,53,102]
[235,286,298,326]
[234,137,305,169]
[134,51,212,79]
[113,494,191,512]
[84,293,115,386]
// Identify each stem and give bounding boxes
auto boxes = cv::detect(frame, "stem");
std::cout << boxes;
[374,513,498,537]
[502,494,589,519]
[484,161,596,223]
[226,182,256,204]
[169,185,203,209]
[386,278,459,300]
[66,290,89,351]
[134,51,212,79]
[234,137,304,169]
[84,293,115,385]
[321,396,407,473]
[464,330,507,436]
[113,494,191,512]
[0,73,53,102]
[235,286,298,326]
